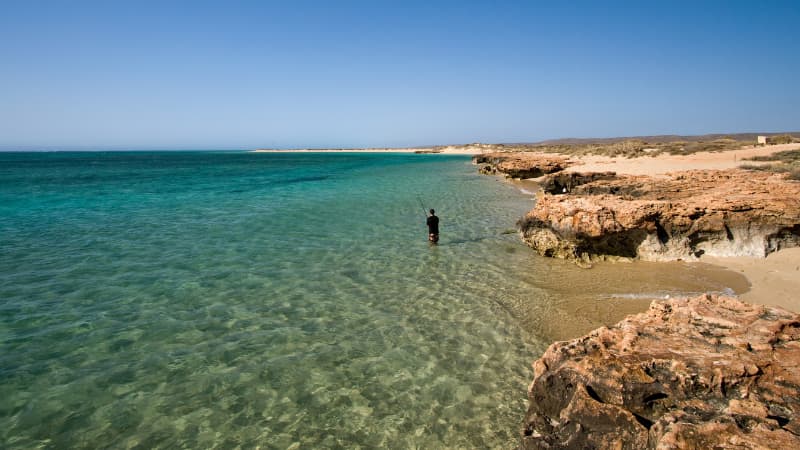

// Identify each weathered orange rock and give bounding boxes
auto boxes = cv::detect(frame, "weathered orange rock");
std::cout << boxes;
[472,152,574,179]
[522,294,800,449]
[518,170,800,262]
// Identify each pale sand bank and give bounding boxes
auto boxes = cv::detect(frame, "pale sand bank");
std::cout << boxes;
[252,146,490,155]
[253,148,430,153]
[565,143,800,177]
[702,248,800,313]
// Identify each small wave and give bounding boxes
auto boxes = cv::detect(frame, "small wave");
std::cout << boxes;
[518,188,538,196]
[607,287,737,300]
[607,292,675,300]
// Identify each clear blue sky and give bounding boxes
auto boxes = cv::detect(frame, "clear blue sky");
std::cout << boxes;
[1,0,798,150]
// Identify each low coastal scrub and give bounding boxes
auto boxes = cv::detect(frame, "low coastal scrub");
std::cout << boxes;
[766,134,800,145]
[472,133,799,159]
[495,138,753,158]
[741,149,800,180]
[747,149,800,163]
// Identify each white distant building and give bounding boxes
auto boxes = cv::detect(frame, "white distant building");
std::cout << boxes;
[757,135,768,145]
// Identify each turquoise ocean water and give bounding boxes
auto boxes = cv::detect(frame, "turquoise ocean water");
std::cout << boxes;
[1,152,547,449]
[0,152,745,448]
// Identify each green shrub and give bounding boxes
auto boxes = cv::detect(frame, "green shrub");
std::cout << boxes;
[768,134,798,145]
[499,134,796,158]
[739,163,770,171]
[746,149,800,163]
[740,150,800,180]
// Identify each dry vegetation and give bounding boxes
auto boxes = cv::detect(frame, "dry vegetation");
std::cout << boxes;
[765,134,800,145]
[470,133,800,159]
[480,137,755,158]
[741,149,800,181]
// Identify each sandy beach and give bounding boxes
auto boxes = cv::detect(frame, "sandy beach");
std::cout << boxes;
[252,147,434,153]
[565,142,800,177]
[703,248,800,313]
[252,145,493,155]
[564,142,800,312]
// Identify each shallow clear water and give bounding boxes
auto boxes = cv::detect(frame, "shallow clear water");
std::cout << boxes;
[0,152,747,448]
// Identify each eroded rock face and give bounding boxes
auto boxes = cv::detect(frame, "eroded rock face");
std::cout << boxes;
[538,171,618,195]
[472,153,574,179]
[518,170,800,262]
[522,294,800,449]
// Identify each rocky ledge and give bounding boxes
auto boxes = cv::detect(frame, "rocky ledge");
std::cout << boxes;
[522,294,800,449]
[517,168,800,263]
[473,153,575,179]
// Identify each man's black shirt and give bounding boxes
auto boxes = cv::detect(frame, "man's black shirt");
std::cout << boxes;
[427,215,439,234]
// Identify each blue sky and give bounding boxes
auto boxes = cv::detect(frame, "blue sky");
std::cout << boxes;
[1,0,798,150]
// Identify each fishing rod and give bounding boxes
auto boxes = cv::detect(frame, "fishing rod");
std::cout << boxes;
[417,195,429,218]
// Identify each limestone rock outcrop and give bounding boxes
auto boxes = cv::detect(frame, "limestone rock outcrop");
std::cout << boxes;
[538,171,618,195]
[522,294,800,449]
[473,153,574,179]
[518,170,800,262]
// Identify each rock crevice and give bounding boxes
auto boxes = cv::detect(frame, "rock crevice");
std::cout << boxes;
[522,295,800,449]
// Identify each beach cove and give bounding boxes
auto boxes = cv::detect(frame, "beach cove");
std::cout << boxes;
[469,143,800,447]
[0,151,758,448]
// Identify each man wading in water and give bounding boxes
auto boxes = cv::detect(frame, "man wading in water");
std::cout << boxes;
[426,209,439,244]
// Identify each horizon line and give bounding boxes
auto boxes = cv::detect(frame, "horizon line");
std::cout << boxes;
[2,130,799,152]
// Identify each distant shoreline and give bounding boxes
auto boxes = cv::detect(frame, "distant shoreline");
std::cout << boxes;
[252,148,432,153]
[251,146,488,155]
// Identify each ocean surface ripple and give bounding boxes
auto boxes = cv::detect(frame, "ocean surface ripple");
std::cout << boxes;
[0,151,745,448]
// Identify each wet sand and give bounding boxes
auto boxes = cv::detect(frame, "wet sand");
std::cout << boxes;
[702,248,800,313]
[506,254,752,342]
